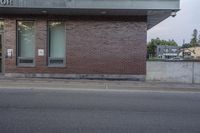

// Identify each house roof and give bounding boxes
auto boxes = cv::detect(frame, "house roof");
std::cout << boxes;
[0,0,180,29]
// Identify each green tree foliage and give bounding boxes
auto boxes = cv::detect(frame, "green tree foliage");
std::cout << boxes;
[198,34,200,45]
[181,29,200,48]
[147,38,178,57]
[182,43,192,48]
[190,29,198,47]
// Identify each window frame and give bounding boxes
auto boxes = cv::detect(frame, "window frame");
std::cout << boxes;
[16,20,36,67]
[47,21,66,68]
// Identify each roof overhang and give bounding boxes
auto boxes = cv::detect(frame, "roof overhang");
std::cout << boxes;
[0,0,180,29]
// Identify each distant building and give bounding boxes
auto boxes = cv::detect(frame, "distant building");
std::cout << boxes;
[156,45,179,59]
[179,47,200,59]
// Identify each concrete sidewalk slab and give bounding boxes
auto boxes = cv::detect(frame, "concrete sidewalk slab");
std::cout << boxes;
[0,78,200,92]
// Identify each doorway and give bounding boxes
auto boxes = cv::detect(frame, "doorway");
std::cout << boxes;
[0,33,2,73]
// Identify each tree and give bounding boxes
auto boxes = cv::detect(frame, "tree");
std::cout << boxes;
[198,34,200,46]
[182,43,192,48]
[147,40,157,57]
[147,38,178,57]
[190,29,198,47]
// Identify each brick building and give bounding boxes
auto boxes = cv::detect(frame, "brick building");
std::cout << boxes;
[0,0,180,80]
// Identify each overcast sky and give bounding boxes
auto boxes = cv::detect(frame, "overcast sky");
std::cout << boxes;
[147,0,200,46]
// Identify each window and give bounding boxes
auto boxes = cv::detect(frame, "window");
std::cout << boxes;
[48,22,66,67]
[172,48,177,53]
[0,33,2,73]
[0,20,4,31]
[0,20,3,73]
[17,21,35,66]
[164,48,169,53]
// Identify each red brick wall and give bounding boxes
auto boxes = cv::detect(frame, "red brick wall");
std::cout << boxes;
[3,16,147,75]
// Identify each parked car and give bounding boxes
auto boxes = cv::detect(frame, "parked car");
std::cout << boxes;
[168,57,184,61]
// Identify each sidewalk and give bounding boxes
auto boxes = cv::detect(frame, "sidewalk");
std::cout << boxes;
[0,77,200,92]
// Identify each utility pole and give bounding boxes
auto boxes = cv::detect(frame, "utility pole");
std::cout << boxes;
[182,40,185,58]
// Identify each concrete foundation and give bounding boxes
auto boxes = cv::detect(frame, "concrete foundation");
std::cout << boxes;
[4,73,146,81]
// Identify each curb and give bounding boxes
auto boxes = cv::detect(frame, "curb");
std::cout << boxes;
[0,78,200,93]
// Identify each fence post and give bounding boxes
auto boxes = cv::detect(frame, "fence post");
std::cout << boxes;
[192,62,195,84]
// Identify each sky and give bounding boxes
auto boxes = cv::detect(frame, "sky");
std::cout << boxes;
[147,0,200,46]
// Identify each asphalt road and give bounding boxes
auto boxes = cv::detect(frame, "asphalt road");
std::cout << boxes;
[0,88,200,133]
